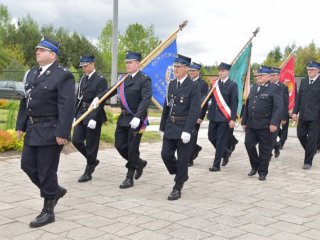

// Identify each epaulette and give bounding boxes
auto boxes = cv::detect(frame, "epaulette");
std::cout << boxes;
[58,65,68,71]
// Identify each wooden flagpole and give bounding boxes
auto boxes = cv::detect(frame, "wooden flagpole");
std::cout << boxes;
[72,21,188,128]
[279,49,295,69]
[201,27,259,109]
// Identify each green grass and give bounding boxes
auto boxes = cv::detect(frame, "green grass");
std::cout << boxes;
[99,122,161,143]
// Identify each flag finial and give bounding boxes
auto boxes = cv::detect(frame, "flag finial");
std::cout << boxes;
[253,27,260,37]
[179,20,188,31]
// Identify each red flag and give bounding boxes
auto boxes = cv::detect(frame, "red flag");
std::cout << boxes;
[280,55,295,111]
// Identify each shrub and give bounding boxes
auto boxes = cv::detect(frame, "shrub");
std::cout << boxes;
[0,129,15,152]
[0,129,24,152]
[0,99,9,109]
[7,129,24,151]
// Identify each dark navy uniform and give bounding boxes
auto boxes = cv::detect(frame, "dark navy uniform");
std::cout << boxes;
[72,71,107,181]
[160,77,201,186]
[241,81,283,177]
[293,74,320,167]
[189,76,209,165]
[272,80,289,157]
[16,61,75,199]
[100,71,152,172]
[207,78,238,170]
[278,82,290,148]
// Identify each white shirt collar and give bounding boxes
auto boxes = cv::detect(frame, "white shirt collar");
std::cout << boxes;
[193,76,200,81]
[39,63,54,75]
[220,76,229,84]
[177,74,188,85]
[309,74,318,81]
[130,70,139,78]
[87,70,96,79]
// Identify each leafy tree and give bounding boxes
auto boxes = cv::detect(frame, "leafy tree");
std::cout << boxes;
[119,23,161,68]
[295,42,320,76]
[98,20,114,74]
[263,46,282,67]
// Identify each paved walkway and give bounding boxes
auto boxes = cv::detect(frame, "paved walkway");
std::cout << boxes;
[1,124,320,240]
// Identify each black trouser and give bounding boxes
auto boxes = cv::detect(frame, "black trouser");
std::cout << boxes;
[208,121,230,167]
[161,137,193,184]
[244,128,273,176]
[21,144,63,199]
[297,120,320,165]
[272,124,281,152]
[278,120,289,147]
[114,125,144,169]
[227,128,237,150]
[189,123,201,162]
[72,122,102,165]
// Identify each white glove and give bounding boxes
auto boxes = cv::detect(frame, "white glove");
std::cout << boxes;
[181,132,191,144]
[90,97,99,109]
[73,118,76,123]
[87,119,96,129]
[130,117,141,129]
[159,131,164,140]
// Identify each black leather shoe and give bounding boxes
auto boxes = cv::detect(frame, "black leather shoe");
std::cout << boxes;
[248,169,257,176]
[209,166,220,172]
[55,187,67,206]
[188,161,194,167]
[30,211,55,228]
[78,164,96,183]
[230,139,238,152]
[119,177,134,189]
[30,199,55,228]
[192,145,202,160]
[78,172,92,182]
[259,175,266,181]
[91,160,100,174]
[303,164,311,170]
[168,189,181,201]
[274,148,280,158]
[222,150,231,166]
[135,160,147,180]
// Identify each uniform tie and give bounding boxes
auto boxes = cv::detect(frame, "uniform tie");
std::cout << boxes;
[177,81,181,88]
[35,67,42,78]
[309,80,314,85]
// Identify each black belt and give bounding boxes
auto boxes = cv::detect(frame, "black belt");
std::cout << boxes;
[170,116,187,122]
[29,116,57,124]
[121,110,136,115]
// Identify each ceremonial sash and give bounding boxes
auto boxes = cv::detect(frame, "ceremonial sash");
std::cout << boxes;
[212,79,231,121]
[117,75,149,131]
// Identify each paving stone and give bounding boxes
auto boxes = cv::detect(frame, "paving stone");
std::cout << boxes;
[1,126,320,240]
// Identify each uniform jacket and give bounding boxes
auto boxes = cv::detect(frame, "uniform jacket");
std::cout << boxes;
[16,61,75,146]
[75,72,108,124]
[276,81,289,121]
[241,81,283,129]
[207,78,238,122]
[293,75,320,121]
[195,77,209,120]
[159,77,201,139]
[100,70,152,128]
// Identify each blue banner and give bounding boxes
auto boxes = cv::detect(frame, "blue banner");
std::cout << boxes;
[229,42,252,116]
[142,39,177,107]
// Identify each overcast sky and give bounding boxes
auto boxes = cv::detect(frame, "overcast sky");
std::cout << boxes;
[2,0,320,65]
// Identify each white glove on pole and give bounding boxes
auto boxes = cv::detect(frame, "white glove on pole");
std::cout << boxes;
[90,97,99,109]
[159,131,164,140]
[130,117,140,129]
[181,132,191,144]
[87,119,97,129]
